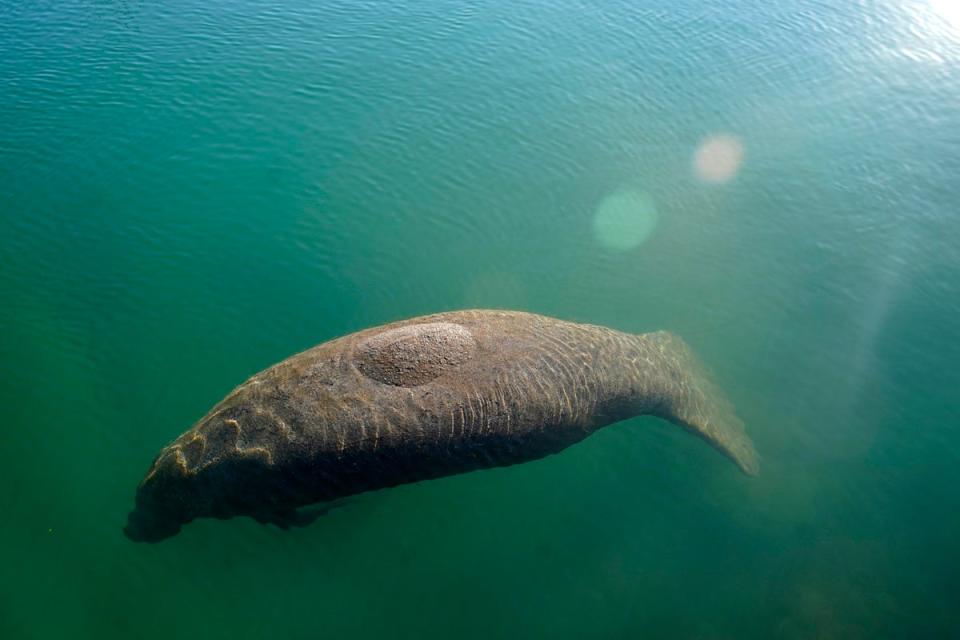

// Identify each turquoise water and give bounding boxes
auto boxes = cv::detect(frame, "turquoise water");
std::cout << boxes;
[3,0,960,636]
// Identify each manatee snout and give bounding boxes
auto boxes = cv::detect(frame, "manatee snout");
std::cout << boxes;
[124,448,195,543]
[124,502,183,542]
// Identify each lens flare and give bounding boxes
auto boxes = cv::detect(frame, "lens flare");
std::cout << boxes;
[694,134,745,184]
[592,189,659,251]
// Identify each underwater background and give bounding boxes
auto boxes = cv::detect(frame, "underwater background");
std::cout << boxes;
[2,0,960,637]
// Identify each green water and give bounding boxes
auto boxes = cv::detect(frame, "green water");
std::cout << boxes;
[3,0,960,637]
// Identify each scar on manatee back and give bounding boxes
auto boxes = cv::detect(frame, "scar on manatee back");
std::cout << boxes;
[353,322,477,387]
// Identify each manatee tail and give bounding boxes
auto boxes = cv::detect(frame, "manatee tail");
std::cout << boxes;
[647,331,759,475]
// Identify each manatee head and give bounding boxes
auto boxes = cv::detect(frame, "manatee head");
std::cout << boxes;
[125,404,292,543]
[124,445,197,542]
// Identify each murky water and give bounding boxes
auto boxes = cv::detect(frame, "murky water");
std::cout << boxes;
[2,1,959,637]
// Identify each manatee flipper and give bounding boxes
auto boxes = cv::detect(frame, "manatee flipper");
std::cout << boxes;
[292,499,352,525]
[251,508,300,530]
[648,331,759,475]
[252,500,352,530]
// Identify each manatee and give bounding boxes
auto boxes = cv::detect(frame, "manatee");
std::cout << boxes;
[125,310,757,542]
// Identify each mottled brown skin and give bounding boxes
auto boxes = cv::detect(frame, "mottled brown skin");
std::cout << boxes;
[125,310,757,542]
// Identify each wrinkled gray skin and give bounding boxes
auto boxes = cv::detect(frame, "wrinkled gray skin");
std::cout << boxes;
[126,310,757,542]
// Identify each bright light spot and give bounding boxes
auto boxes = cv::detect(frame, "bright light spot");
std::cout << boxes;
[592,188,658,251]
[930,0,960,30]
[694,133,744,184]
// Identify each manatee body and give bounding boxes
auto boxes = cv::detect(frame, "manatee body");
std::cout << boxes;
[126,310,757,542]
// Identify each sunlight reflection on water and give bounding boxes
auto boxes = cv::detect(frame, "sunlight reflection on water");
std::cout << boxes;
[693,133,744,184]
[592,188,658,251]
